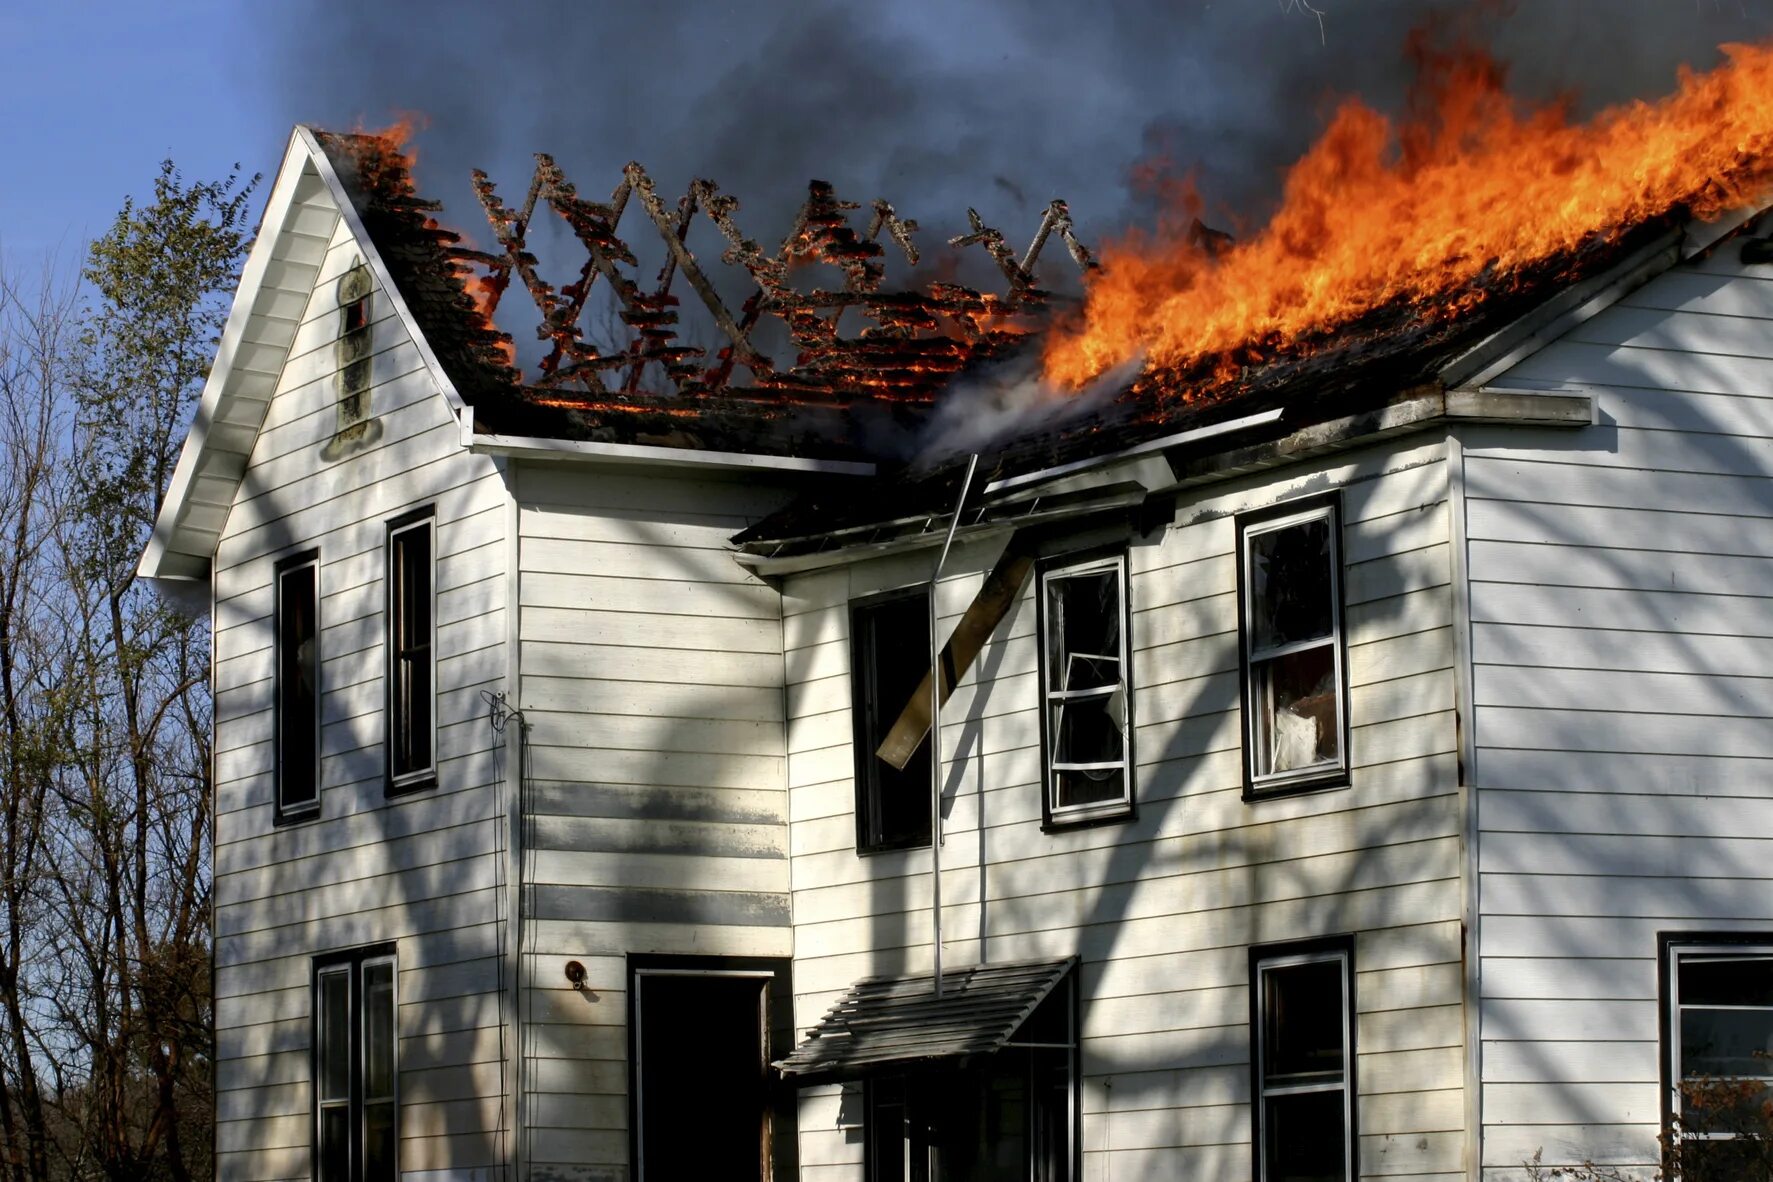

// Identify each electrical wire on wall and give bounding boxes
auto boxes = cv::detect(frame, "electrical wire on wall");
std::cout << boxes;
[483,689,531,1180]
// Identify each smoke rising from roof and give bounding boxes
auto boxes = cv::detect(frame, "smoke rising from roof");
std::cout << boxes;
[263,2,1773,460]
[264,1,1773,251]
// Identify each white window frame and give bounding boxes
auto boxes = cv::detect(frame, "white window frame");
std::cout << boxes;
[1038,550,1134,827]
[386,512,436,793]
[276,550,322,820]
[313,947,398,1182]
[1237,496,1349,798]
[1253,942,1356,1182]
[1663,937,1773,1167]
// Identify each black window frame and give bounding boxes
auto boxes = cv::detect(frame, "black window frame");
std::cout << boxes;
[385,507,436,796]
[1249,934,1358,1182]
[1658,930,1773,1174]
[849,585,935,854]
[275,549,322,823]
[1235,492,1352,801]
[1035,545,1136,830]
[311,943,398,1182]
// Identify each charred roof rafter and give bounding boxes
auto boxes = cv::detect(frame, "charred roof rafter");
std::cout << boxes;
[451,155,1097,407]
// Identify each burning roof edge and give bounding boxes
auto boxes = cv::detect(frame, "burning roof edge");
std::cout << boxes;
[732,201,1770,572]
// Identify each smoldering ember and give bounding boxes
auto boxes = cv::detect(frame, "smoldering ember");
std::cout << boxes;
[75,18,1773,1182]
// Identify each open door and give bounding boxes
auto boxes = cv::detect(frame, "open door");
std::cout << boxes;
[631,962,787,1179]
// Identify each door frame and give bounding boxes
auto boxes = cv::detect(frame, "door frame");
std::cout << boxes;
[627,955,792,1181]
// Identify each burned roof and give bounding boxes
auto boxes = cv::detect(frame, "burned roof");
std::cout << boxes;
[314,129,1096,462]
[313,125,1761,553]
[733,210,1702,552]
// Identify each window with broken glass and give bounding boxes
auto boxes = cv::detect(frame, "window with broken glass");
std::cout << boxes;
[1237,496,1348,798]
[1252,939,1356,1182]
[314,947,397,1182]
[851,587,935,852]
[1038,551,1133,826]
[1663,937,1773,1179]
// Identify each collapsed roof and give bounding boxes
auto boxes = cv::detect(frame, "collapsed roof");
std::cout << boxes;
[313,129,1095,463]
[311,127,1769,564]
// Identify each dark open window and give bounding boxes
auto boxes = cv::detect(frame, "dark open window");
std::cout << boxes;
[314,946,396,1182]
[386,511,434,792]
[1661,934,1773,1179]
[1037,549,1134,827]
[276,551,320,819]
[851,588,933,852]
[1251,937,1356,1182]
[865,972,1076,1180]
[1237,494,1349,799]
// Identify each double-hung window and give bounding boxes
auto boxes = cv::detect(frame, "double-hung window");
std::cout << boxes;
[314,946,397,1182]
[1662,935,1773,1179]
[850,588,934,852]
[386,510,435,792]
[1252,938,1356,1182]
[1237,495,1348,798]
[1038,550,1134,826]
[276,551,321,820]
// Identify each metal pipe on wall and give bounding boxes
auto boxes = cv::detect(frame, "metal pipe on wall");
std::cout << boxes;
[929,454,980,999]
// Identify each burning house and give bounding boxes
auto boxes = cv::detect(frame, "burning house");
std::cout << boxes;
[145,40,1773,1182]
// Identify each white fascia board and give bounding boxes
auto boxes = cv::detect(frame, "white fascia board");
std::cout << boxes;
[295,125,468,421]
[1682,202,1766,259]
[139,129,315,584]
[981,406,1286,498]
[466,422,877,476]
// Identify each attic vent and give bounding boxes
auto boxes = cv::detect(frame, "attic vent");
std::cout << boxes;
[321,257,385,460]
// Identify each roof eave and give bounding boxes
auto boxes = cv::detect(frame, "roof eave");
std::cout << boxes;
[734,386,1594,576]
[139,128,316,585]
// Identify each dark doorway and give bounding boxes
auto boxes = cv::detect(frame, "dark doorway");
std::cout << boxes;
[633,968,775,1179]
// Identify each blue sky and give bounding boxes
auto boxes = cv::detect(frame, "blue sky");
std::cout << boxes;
[0,2,283,264]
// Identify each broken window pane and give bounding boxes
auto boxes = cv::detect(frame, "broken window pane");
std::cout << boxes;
[1249,518,1333,651]
[1046,570,1121,688]
[1242,502,1346,791]
[1051,694,1126,768]
[1254,645,1340,775]
[1041,555,1132,821]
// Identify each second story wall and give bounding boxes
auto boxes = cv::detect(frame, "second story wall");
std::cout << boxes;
[782,438,1468,1179]
[1466,243,1773,1178]
[211,200,513,1182]
[511,460,799,1177]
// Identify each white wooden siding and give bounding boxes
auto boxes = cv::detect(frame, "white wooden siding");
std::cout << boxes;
[210,198,513,1182]
[1467,248,1773,1179]
[782,440,1466,1180]
[512,461,798,1181]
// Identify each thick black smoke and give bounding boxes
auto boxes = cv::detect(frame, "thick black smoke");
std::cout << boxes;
[262,1,1773,253]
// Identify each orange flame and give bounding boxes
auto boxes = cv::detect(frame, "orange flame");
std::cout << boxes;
[1043,39,1773,393]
